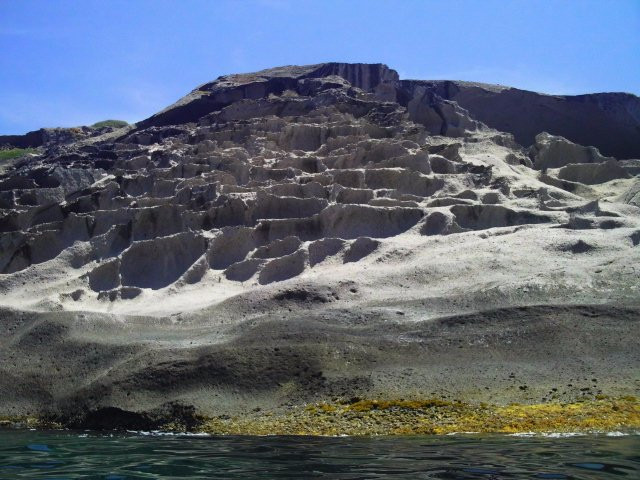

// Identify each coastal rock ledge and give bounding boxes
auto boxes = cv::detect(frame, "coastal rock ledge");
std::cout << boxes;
[1,63,639,433]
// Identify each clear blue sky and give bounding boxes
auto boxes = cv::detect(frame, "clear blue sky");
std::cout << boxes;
[1,0,638,135]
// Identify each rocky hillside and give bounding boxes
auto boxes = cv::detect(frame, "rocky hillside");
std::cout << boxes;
[0,63,638,426]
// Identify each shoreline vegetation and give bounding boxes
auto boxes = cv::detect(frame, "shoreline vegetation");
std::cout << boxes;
[1,397,638,436]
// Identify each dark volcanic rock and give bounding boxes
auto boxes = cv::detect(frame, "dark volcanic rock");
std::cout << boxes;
[409,80,640,159]
[136,63,399,130]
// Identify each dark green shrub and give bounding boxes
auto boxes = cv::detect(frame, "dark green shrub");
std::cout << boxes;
[90,119,129,129]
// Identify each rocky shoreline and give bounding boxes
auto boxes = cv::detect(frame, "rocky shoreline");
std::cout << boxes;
[2,396,638,436]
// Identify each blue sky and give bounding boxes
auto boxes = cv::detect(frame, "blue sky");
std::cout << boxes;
[1,0,638,135]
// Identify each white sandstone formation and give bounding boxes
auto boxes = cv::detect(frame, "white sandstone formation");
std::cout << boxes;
[0,63,638,424]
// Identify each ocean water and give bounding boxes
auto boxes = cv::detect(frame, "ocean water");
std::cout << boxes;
[0,430,637,479]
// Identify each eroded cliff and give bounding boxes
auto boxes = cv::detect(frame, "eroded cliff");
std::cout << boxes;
[0,63,638,429]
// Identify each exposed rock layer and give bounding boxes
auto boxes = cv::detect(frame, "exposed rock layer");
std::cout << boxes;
[0,63,638,427]
[412,80,640,159]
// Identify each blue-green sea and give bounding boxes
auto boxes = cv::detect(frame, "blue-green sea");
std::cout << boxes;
[0,430,638,479]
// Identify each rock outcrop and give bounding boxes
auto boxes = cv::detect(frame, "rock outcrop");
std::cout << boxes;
[0,63,638,426]
[411,80,640,159]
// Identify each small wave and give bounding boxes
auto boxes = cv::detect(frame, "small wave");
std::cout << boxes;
[509,430,640,438]
[605,431,640,437]
[126,430,213,437]
[507,432,586,438]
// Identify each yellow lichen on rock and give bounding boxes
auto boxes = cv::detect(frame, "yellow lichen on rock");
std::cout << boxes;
[1,397,637,435]
[196,397,640,436]
[493,397,640,433]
